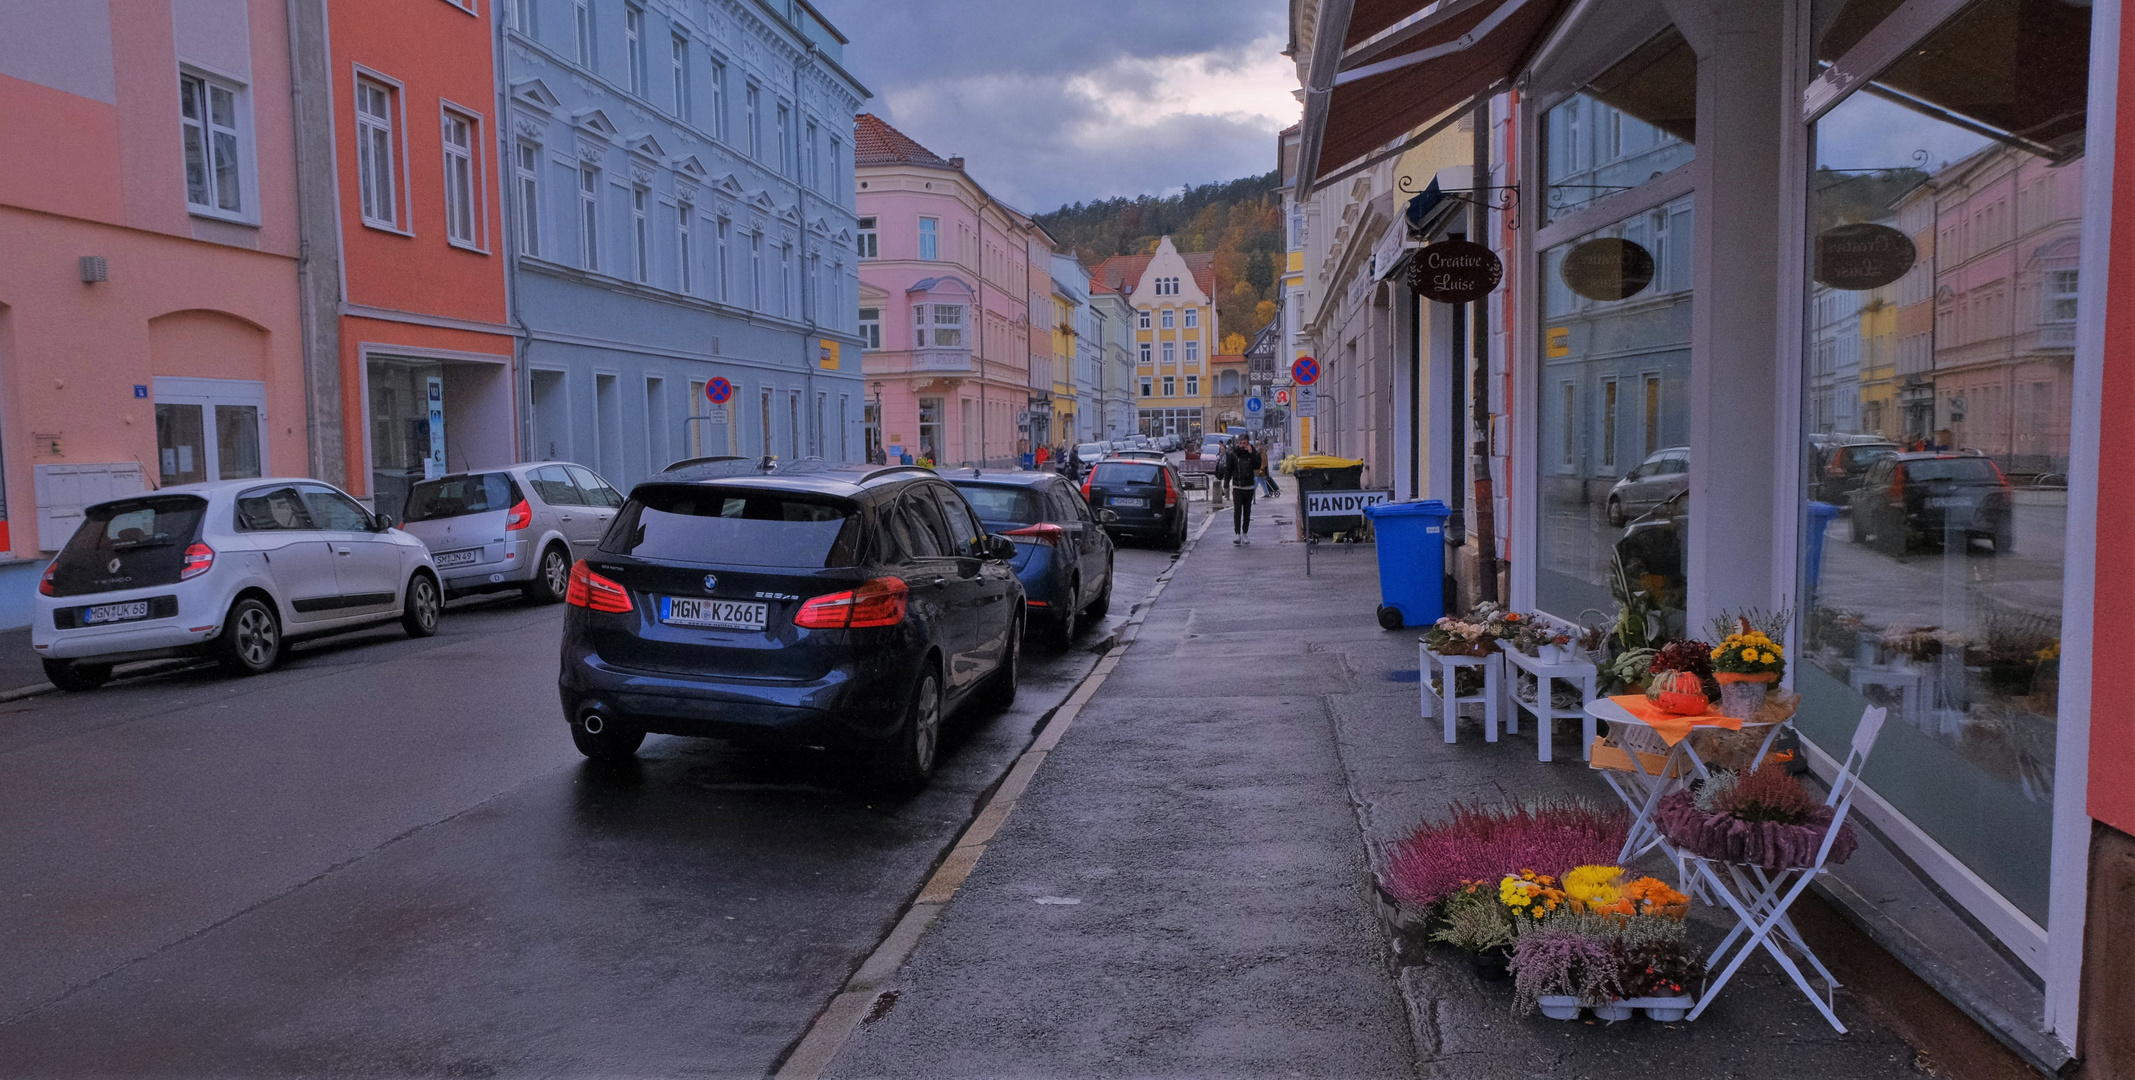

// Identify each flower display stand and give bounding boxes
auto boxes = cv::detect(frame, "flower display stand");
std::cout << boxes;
[1420,641,1500,744]
[1535,995,1695,1023]
[1500,648,1599,763]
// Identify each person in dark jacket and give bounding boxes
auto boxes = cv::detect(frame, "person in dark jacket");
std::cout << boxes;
[1222,435,1266,544]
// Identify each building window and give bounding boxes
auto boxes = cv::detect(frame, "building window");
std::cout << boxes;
[515,141,541,256]
[1162,376,1175,397]
[511,0,534,33]
[1185,375,1198,396]
[624,4,646,96]
[859,307,881,349]
[745,84,761,159]
[779,242,791,316]
[1140,377,1152,397]
[1601,379,1618,468]
[573,0,592,66]
[919,217,938,261]
[2046,269,2080,322]
[676,202,693,293]
[442,110,478,246]
[1138,342,1151,364]
[913,303,965,347]
[354,79,396,227]
[578,163,599,271]
[715,218,730,301]
[829,138,843,197]
[775,104,790,175]
[709,59,727,140]
[750,231,763,309]
[805,120,819,189]
[1161,342,1175,364]
[670,34,691,119]
[180,71,246,216]
[1160,309,1175,330]
[1184,341,1199,363]
[1138,310,1150,330]
[857,216,878,259]
[1184,308,1198,328]
[630,188,649,282]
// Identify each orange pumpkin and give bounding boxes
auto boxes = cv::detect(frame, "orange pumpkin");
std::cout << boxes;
[1650,669,1709,715]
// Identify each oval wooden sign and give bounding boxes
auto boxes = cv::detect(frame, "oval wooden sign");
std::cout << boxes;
[1815,222,1916,291]
[1560,237,1656,301]
[1407,240,1503,305]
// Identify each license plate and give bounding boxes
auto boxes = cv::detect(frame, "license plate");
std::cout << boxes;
[433,549,481,569]
[1109,496,1148,508]
[1928,496,1972,509]
[659,596,769,630]
[83,601,150,625]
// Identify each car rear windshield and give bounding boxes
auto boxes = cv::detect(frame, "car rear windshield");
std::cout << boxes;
[1906,458,2003,483]
[602,486,862,567]
[403,473,518,522]
[1092,462,1162,485]
[47,495,209,597]
[952,484,1045,525]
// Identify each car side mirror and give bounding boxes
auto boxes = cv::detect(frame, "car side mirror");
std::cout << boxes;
[982,534,1016,561]
[372,513,397,532]
[1096,508,1119,524]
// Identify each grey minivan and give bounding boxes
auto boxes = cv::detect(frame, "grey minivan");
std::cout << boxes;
[400,462,626,602]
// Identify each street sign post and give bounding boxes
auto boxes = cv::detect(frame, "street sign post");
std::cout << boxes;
[1245,395,1264,415]
[1275,388,1291,406]
[1291,356,1319,385]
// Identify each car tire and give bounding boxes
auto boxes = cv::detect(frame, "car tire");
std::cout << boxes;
[1048,583,1079,649]
[1606,497,1626,528]
[1086,565,1112,619]
[872,668,943,792]
[570,710,645,761]
[42,658,112,692]
[980,617,1021,710]
[1164,518,1186,552]
[218,597,283,676]
[525,544,571,604]
[401,572,441,638]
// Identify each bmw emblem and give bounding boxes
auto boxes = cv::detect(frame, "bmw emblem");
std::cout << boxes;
[108,558,121,573]
[702,574,719,592]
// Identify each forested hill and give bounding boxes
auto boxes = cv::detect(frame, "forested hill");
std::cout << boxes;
[1035,171,1286,343]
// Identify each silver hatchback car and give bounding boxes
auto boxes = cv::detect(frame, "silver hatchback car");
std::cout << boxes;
[398,463,625,602]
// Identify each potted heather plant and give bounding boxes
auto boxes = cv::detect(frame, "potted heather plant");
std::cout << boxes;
[1379,801,1629,915]
[1656,762,1859,871]
[1429,881,1517,979]
[1510,916,1625,1019]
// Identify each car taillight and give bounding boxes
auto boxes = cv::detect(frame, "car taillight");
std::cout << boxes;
[794,576,909,629]
[38,561,56,596]
[1826,450,1846,478]
[1162,469,1179,508]
[505,498,532,531]
[1004,523,1065,546]
[179,543,215,580]
[1888,470,1905,501]
[1081,474,1094,501]
[565,560,634,613]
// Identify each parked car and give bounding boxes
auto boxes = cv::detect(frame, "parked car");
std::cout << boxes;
[1108,449,1169,463]
[1807,436,1899,507]
[1606,446,1690,526]
[399,462,626,602]
[1157,434,1182,452]
[1848,452,2014,555]
[32,479,442,690]
[557,461,1025,789]
[1615,489,1687,594]
[950,470,1115,648]
[1084,458,1188,550]
[1073,443,1109,477]
[1199,433,1233,458]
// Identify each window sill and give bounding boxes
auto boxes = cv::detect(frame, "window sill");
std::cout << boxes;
[447,238,492,255]
[362,219,416,238]
[188,207,259,228]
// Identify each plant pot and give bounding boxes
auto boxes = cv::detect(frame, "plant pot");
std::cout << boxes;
[1717,679,1770,719]
[1591,1001,1634,1023]
[1467,948,1512,981]
[1626,995,1695,1021]
[1536,995,1581,1021]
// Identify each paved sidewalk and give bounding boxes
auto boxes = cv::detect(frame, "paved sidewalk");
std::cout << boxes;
[824,511,2005,1079]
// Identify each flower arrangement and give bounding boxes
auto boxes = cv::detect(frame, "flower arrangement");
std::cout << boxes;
[1648,639,1716,681]
[1498,870,1566,920]
[1711,627,1785,681]
[1430,881,1517,956]
[1380,801,1629,910]
[1510,923,1624,1014]
[1656,763,1858,870]
[1424,614,1501,656]
[1562,865,1624,909]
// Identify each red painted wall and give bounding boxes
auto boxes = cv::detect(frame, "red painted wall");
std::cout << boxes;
[2089,13,2135,835]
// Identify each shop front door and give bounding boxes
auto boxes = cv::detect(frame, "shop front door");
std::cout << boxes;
[153,378,265,487]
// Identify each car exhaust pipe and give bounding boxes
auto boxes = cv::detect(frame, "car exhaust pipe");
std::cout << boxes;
[582,712,607,735]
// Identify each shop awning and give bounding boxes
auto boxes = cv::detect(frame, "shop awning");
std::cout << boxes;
[1297,0,1573,193]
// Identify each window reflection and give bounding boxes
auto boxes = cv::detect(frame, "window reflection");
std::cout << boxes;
[1797,0,2088,926]
[1542,28,1696,225]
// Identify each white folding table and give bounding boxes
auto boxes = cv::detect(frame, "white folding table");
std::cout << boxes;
[1582,696,1785,870]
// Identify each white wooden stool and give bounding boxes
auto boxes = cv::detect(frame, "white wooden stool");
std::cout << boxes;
[1420,641,1500,744]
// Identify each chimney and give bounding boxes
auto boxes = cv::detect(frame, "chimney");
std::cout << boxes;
[948,155,965,170]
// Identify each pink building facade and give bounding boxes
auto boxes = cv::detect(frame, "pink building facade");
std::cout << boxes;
[0,1,307,625]
[855,114,1048,468]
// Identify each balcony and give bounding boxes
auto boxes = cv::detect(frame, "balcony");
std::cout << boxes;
[911,348,973,372]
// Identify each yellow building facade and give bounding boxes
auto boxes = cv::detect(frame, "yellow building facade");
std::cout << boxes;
[1093,236,1218,439]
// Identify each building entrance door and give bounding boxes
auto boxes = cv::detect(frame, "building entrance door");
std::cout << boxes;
[153,377,265,487]
[367,356,446,518]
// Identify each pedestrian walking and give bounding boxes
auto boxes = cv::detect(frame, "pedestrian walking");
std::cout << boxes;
[1223,434,1266,545]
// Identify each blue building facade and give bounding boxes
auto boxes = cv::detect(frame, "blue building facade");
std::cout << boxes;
[499,0,866,488]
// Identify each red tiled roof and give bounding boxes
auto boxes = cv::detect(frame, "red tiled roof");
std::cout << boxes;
[854,113,950,168]
[1211,353,1248,366]
[1088,247,1218,300]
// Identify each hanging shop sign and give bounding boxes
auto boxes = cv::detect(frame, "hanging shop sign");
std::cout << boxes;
[1814,222,1917,291]
[1559,237,1656,301]
[1407,240,1503,305]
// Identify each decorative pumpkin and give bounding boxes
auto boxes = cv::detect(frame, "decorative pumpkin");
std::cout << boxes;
[1648,669,1710,715]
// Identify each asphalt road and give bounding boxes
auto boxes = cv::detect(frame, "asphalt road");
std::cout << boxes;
[0,521,1189,1078]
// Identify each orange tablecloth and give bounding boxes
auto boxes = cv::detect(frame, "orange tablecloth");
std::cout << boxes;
[1606,694,1743,746]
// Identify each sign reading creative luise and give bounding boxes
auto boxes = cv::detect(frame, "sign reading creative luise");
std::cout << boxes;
[1407,240,1503,304]
[1814,222,1917,291]
[1560,237,1656,301]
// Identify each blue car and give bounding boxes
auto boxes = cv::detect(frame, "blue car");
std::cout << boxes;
[949,470,1114,649]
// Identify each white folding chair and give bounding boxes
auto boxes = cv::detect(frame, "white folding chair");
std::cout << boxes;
[1685,706,1887,1032]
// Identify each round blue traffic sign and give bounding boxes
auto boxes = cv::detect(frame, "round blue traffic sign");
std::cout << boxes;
[1292,356,1319,385]
[1245,396,1264,414]
[706,377,733,404]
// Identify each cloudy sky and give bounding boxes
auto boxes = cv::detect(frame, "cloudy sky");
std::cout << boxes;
[811,0,1301,214]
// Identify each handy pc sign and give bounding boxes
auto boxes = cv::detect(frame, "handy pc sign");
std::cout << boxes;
[1304,489,1393,517]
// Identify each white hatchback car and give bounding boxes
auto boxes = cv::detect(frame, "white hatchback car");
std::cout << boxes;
[31,478,441,691]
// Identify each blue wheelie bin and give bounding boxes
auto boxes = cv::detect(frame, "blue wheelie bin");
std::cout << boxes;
[1362,500,1451,630]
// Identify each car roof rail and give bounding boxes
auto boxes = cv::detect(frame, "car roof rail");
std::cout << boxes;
[860,464,937,483]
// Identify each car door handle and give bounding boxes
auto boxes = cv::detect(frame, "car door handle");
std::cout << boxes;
[932,577,946,587]
[559,515,574,523]
[334,546,354,557]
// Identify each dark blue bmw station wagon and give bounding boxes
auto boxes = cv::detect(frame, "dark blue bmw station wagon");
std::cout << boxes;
[558,461,1024,789]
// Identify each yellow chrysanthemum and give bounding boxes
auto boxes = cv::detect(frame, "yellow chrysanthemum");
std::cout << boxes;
[1562,864,1625,906]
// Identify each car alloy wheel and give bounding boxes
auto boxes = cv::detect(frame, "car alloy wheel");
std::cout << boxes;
[875,670,943,791]
[538,547,571,602]
[1051,584,1079,648]
[1607,497,1626,527]
[221,598,282,675]
[403,573,441,638]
